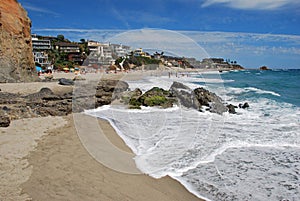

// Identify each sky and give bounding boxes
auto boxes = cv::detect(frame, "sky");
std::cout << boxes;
[18,0,300,68]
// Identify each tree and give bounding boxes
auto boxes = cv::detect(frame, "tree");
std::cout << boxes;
[80,39,86,43]
[57,34,65,41]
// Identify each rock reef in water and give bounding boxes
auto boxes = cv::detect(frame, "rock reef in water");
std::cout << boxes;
[0,0,38,82]
[259,66,270,70]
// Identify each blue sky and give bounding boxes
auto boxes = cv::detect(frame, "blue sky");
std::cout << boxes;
[19,0,300,68]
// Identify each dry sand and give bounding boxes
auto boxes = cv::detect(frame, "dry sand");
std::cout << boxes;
[20,115,201,201]
[0,73,204,201]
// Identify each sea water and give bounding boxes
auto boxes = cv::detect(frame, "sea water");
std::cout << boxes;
[85,69,300,201]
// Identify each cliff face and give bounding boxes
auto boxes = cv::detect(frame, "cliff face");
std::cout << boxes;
[0,0,38,82]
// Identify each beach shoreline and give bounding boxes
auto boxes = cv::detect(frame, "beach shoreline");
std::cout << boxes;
[0,71,204,201]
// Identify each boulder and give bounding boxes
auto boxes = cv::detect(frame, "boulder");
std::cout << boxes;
[139,87,173,108]
[59,78,74,86]
[170,81,197,108]
[226,104,237,114]
[95,80,129,107]
[259,66,270,70]
[170,81,228,114]
[0,110,10,127]
[193,87,228,114]
[239,102,249,109]
[25,87,59,100]
[121,88,142,104]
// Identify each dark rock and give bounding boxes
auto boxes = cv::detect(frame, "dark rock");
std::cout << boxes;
[259,66,270,70]
[0,110,10,127]
[121,88,142,105]
[0,92,21,104]
[2,106,10,111]
[227,104,237,114]
[95,80,129,107]
[193,87,228,114]
[170,81,191,91]
[242,102,249,109]
[170,82,196,108]
[59,78,74,86]
[170,81,228,114]
[239,102,249,109]
[25,87,60,101]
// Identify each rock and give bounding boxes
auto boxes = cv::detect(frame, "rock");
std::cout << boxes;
[59,78,74,86]
[170,81,228,114]
[95,80,129,107]
[139,87,173,108]
[121,88,142,104]
[2,106,10,111]
[239,102,249,109]
[0,0,39,83]
[193,87,228,114]
[170,82,196,108]
[0,92,21,104]
[0,110,10,127]
[227,104,237,114]
[259,66,270,70]
[170,81,191,91]
[25,87,59,100]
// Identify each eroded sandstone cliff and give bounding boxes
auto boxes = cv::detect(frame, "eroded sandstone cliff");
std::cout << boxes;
[0,0,38,82]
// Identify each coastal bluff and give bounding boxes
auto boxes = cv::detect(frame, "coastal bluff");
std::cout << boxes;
[0,0,38,83]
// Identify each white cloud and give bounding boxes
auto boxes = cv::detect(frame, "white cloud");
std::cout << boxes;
[22,4,59,16]
[201,0,299,10]
[33,28,300,68]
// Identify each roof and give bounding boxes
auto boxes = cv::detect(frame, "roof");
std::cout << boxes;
[54,42,79,47]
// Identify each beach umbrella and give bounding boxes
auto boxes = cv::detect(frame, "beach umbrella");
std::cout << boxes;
[35,66,42,72]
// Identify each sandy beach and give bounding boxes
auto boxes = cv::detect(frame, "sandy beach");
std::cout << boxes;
[0,72,203,201]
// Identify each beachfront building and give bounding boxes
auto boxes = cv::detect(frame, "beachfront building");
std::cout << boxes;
[87,42,115,66]
[111,44,131,58]
[133,48,151,58]
[31,36,51,67]
[54,42,83,65]
[87,40,101,52]
[33,52,51,67]
[54,42,80,53]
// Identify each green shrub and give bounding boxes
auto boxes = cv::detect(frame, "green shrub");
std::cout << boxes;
[129,98,142,107]
[143,95,168,106]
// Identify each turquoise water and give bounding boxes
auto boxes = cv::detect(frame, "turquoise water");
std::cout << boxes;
[221,69,300,107]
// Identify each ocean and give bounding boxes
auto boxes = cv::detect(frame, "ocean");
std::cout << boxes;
[85,69,300,201]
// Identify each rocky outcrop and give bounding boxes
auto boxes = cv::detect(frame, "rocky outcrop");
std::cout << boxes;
[170,81,228,114]
[59,78,74,86]
[259,66,270,70]
[0,0,38,83]
[0,88,72,126]
[170,82,198,108]
[95,80,129,107]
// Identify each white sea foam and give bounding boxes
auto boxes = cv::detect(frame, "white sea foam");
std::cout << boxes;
[84,74,300,201]
[245,87,281,96]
